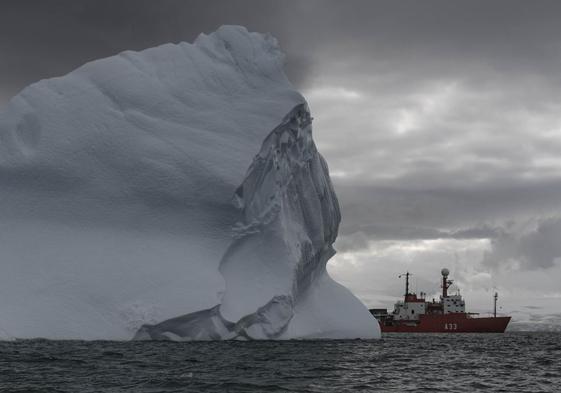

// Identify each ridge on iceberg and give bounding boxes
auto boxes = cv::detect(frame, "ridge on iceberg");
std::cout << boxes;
[0,26,380,340]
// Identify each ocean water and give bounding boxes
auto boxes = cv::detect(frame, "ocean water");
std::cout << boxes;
[1,332,559,392]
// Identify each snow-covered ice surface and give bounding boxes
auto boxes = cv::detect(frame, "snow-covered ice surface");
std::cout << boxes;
[0,26,380,340]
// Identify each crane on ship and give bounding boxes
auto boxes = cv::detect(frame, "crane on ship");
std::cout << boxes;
[398,272,412,296]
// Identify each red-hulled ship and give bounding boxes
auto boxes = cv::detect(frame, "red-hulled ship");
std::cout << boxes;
[370,268,511,333]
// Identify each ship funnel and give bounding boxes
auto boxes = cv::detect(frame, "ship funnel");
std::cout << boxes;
[441,268,450,277]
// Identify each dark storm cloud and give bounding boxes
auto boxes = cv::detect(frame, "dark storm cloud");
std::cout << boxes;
[4,1,561,103]
[334,179,561,270]
[483,217,561,270]
[0,0,311,104]
[337,181,561,231]
[299,0,561,76]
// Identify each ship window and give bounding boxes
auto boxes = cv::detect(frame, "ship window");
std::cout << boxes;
[411,310,415,314]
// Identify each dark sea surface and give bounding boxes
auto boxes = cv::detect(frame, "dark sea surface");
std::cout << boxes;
[1,332,559,392]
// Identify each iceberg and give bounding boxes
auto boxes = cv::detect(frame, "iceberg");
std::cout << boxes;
[0,26,380,340]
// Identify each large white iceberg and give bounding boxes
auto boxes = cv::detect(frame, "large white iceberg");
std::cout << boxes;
[0,26,380,340]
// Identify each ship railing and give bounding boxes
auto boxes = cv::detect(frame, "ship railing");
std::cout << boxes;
[468,312,509,318]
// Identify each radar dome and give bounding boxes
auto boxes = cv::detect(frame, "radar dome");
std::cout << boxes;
[441,268,450,276]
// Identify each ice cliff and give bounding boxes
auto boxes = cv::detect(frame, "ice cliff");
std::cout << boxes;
[0,26,380,340]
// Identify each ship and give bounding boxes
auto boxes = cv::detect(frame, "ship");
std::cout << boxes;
[370,268,511,333]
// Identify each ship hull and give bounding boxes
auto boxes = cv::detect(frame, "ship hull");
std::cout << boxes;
[380,313,511,333]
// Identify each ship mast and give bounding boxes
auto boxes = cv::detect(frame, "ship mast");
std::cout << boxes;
[399,272,412,296]
[441,268,452,298]
[494,292,498,318]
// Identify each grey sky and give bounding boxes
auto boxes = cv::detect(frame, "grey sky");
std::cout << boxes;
[2,0,561,329]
